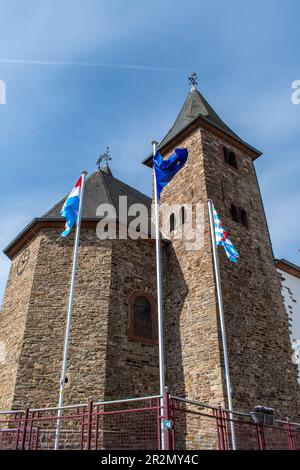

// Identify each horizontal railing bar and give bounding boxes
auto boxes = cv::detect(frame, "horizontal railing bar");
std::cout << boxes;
[171,395,265,419]
[93,395,162,407]
[276,419,300,427]
[170,395,218,410]
[172,396,245,418]
[222,408,250,417]
[3,394,163,414]
[30,403,88,413]
[171,405,216,419]
[0,410,23,416]
[93,405,160,416]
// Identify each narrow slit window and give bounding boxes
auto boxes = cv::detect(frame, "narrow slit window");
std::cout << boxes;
[181,206,186,225]
[132,296,152,340]
[170,213,175,232]
[230,204,240,223]
[223,146,238,169]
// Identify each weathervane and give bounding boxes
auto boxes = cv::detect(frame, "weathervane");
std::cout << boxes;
[188,72,198,90]
[96,146,111,171]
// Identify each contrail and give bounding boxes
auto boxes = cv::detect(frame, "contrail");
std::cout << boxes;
[0,58,178,72]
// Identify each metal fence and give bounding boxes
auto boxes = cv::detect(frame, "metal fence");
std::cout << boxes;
[169,395,300,451]
[0,395,162,450]
[1,391,299,450]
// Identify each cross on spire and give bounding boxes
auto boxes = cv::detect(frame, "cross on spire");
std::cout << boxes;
[96,147,111,172]
[188,72,198,91]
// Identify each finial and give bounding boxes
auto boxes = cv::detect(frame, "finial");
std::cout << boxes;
[188,72,198,91]
[96,146,111,172]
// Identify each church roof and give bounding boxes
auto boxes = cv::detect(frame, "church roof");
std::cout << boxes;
[43,168,151,219]
[143,86,261,166]
[4,168,152,259]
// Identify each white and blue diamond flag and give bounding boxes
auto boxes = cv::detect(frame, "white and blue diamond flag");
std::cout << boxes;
[213,204,239,263]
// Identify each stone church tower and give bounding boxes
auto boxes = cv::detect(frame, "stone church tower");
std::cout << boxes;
[0,81,299,423]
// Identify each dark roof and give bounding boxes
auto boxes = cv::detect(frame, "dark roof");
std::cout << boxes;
[275,258,300,279]
[143,87,261,165]
[43,168,151,219]
[3,168,152,258]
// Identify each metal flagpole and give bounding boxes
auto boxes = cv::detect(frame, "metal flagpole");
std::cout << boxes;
[54,170,88,450]
[152,141,167,450]
[207,199,237,451]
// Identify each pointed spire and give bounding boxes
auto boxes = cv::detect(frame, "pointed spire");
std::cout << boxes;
[158,74,243,149]
[142,76,262,166]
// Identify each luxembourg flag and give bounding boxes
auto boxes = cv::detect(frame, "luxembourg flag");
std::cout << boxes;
[60,176,83,237]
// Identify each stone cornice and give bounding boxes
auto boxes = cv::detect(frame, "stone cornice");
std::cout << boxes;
[142,114,262,167]
[3,217,163,260]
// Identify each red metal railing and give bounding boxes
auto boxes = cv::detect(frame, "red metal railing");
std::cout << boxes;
[169,394,300,450]
[1,391,299,450]
[0,395,162,450]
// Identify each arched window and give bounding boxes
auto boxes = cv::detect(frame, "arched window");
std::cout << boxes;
[131,295,153,340]
[230,204,249,227]
[181,206,186,225]
[223,146,238,169]
[230,204,240,223]
[170,213,175,232]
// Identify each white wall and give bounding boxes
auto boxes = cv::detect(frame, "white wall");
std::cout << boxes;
[277,268,300,382]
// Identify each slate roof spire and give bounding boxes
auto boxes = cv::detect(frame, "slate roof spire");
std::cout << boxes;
[159,77,243,149]
[143,75,261,165]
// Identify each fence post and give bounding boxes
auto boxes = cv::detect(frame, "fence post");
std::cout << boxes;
[27,410,35,450]
[284,421,296,450]
[169,396,176,450]
[164,388,171,451]
[95,405,100,450]
[86,400,93,450]
[14,412,22,450]
[157,398,162,450]
[20,406,29,451]
[80,406,85,450]
[221,409,229,450]
[34,412,40,450]
[256,423,266,450]
[214,407,227,450]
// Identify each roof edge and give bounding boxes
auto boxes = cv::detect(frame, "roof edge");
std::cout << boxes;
[142,114,262,167]
[3,216,166,260]
[275,258,300,279]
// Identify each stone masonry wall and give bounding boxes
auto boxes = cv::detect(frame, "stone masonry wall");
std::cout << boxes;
[201,127,300,419]
[160,128,226,406]
[0,236,41,410]
[0,228,160,412]
[157,128,226,449]
[1,229,113,409]
[104,238,159,400]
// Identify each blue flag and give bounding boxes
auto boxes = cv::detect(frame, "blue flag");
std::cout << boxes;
[153,148,189,199]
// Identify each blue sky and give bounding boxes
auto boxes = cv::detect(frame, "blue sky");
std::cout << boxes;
[0,0,299,302]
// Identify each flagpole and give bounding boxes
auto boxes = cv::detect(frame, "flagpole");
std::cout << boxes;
[152,140,167,450]
[54,170,88,450]
[207,199,237,450]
